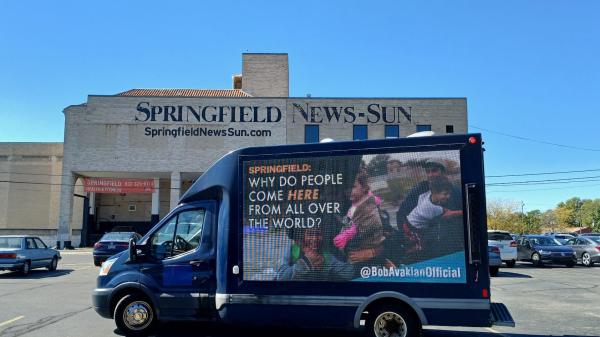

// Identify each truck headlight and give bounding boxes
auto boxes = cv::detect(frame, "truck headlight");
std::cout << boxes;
[99,258,116,276]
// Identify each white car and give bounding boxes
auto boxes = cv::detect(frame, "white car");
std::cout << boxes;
[488,230,517,267]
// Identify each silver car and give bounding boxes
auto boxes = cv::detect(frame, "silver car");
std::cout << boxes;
[564,236,600,267]
[0,236,61,275]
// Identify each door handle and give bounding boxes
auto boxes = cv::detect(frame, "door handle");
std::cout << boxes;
[189,260,204,266]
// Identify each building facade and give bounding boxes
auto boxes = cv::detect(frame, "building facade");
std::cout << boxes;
[0,53,467,247]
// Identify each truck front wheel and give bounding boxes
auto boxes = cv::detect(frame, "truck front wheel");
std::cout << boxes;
[114,294,156,336]
[366,304,420,337]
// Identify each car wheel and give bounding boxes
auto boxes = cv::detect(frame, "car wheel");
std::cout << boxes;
[366,304,420,337]
[489,266,499,277]
[21,261,31,276]
[505,260,516,268]
[532,253,542,267]
[582,253,594,267]
[47,256,58,271]
[114,294,156,336]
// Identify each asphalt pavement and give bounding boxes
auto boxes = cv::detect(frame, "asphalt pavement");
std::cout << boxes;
[0,250,599,337]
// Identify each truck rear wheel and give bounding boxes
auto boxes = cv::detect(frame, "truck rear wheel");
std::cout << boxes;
[114,294,156,336]
[366,304,420,337]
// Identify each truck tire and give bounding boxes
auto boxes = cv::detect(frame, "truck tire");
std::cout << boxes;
[366,304,420,337]
[114,294,156,336]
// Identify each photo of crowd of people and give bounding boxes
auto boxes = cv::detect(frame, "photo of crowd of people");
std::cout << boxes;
[242,150,466,282]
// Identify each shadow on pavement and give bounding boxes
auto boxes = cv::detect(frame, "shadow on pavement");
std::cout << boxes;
[426,330,598,337]
[0,269,73,279]
[113,323,599,337]
[496,271,532,278]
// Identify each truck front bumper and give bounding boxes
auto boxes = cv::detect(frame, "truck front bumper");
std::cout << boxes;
[92,288,113,318]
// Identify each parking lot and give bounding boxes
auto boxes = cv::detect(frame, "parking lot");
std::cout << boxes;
[1,250,599,337]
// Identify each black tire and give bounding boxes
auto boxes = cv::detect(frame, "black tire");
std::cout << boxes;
[21,261,31,276]
[489,266,499,277]
[94,259,101,267]
[505,260,516,268]
[531,253,543,267]
[582,253,594,267]
[114,294,156,336]
[365,303,420,337]
[47,256,58,271]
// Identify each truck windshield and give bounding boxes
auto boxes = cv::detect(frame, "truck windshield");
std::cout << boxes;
[0,237,22,249]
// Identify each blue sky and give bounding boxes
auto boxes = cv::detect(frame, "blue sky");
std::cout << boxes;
[1,1,599,211]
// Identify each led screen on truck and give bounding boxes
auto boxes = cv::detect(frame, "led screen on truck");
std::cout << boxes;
[242,150,466,283]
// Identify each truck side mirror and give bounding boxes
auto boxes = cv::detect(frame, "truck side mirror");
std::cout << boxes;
[129,238,137,263]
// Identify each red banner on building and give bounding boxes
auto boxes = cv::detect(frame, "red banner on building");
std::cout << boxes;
[83,178,155,193]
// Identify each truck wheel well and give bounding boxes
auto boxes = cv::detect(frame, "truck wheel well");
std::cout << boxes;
[109,288,150,318]
[361,298,422,328]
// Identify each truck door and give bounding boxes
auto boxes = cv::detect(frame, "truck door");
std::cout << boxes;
[140,202,216,318]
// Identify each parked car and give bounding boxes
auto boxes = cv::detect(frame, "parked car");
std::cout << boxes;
[544,233,575,245]
[517,235,577,267]
[489,245,502,276]
[0,236,61,275]
[93,232,141,266]
[488,230,517,267]
[580,232,600,237]
[564,236,600,267]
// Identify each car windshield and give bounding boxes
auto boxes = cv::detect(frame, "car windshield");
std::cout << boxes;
[0,237,22,249]
[530,237,559,246]
[589,237,600,244]
[100,232,134,242]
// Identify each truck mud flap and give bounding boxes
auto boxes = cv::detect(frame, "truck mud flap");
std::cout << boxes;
[491,302,515,327]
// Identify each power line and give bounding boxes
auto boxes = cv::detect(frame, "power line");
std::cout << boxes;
[486,182,600,193]
[470,125,600,152]
[486,168,600,178]
[486,175,600,186]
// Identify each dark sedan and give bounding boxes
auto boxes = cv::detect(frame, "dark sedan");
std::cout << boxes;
[93,232,141,266]
[517,235,577,267]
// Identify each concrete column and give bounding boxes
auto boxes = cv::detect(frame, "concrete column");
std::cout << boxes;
[151,178,160,225]
[170,172,181,210]
[57,172,75,249]
[89,192,95,215]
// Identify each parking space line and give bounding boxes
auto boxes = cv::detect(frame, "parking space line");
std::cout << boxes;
[0,315,24,328]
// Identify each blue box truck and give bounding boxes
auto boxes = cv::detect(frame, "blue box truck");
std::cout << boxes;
[92,134,514,336]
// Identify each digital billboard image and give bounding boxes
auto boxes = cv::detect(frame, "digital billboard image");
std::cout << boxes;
[242,150,466,283]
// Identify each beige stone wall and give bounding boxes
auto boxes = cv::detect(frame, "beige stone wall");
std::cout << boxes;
[286,98,467,143]
[241,53,289,97]
[0,143,82,235]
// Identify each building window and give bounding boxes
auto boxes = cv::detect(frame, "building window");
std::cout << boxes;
[416,124,432,132]
[353,125,368,140]
[384,125,400,138]
[304,125,319,143]
[446,125,454,133]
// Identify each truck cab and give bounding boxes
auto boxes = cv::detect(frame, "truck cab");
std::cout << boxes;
[92,134,514,336]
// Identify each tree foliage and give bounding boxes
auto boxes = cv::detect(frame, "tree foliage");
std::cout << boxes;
[487,197,600,234]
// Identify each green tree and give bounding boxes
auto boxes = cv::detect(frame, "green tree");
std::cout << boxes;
[580,199,600,230]
[366,154,390,177]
